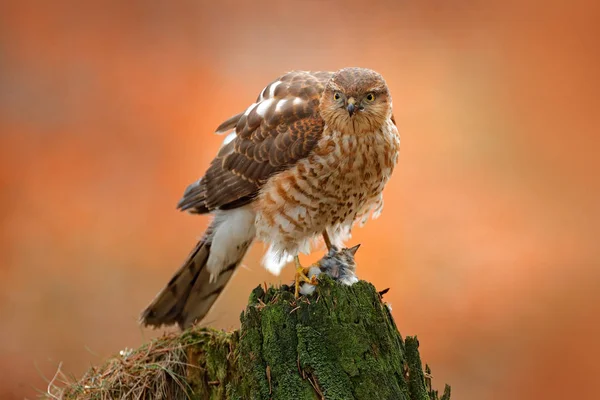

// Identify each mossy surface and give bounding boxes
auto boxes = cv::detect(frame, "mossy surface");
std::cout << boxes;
[48,278,450,400]
[293,277,410,400]
[232,276,448,400]
[185,329,238,399]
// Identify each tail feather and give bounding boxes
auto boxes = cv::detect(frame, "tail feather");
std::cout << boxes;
[141,210,255,329]
[179,258,239,327]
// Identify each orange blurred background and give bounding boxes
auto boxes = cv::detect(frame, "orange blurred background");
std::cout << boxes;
[1,1,599,399]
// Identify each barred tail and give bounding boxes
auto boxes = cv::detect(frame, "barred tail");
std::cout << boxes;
[141,208,255,330]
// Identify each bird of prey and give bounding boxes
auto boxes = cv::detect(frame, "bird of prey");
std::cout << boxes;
[141,67,400,329]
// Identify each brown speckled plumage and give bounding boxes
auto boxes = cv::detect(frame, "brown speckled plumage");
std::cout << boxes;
[142,68,400,329]
[177,71,333,214]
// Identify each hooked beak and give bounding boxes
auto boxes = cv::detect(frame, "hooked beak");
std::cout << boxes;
[347,98,356,117]
[348,243,361,256]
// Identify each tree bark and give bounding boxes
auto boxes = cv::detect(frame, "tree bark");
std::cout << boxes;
[57,277,451,400]
[186,277,449,399]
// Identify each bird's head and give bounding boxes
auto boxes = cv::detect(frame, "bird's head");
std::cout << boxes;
[320,67,392,134]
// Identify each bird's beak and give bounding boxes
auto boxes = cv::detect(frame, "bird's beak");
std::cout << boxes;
[347,98,356,117]
[348,243,361,256]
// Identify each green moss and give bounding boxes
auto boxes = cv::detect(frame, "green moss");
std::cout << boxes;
[48,278,449,400]
[182,329,237,399]
[440,385,452,400]
[292,277,411,400]
[261,291,317,398]
[405,336,431,400]
[237,305,271,399]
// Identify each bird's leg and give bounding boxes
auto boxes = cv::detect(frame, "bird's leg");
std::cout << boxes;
[322,230,333,251]
[294,256,318,298]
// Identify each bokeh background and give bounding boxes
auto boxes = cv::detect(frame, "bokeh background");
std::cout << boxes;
[1,1,599,399]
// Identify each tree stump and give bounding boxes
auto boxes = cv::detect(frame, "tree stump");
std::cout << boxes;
[52,277,450,400]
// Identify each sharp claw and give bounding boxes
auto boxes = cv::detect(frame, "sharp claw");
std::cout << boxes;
[294,257,319,298]
[298,271,315,284]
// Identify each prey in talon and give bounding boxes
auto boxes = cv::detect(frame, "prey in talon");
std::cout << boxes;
[299,244,361,296]
[141,67,400,330]
[294,255,319,297]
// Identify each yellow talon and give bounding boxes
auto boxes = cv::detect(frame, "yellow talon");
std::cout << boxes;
[294,257,318,297]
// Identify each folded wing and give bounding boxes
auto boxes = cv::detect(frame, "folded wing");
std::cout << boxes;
[177,70,333,214]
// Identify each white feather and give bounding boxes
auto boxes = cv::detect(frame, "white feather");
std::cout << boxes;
[299,266,322,295]
[256,98,274,117]
[262,246,292,276]
[372,196,384,219]
[243,103,257,116]
[221,131,237,147]
[339,274,359,286]
[275,99,289,113]
[207,206,256,282]
[326,226,351,248]
[268,81,281,97]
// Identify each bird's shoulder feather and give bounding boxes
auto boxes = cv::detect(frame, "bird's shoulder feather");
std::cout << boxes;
[178,71,333,213]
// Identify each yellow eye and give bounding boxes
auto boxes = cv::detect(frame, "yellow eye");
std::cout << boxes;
[334,92,341,101]
[365,93,375,102]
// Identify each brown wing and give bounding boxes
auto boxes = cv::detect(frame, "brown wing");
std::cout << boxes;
[178,70,333,213]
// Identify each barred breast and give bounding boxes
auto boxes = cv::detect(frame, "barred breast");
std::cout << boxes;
[255,118,400,273]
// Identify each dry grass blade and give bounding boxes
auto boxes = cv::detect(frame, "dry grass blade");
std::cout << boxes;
[42,330,207,400]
